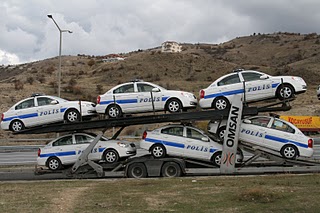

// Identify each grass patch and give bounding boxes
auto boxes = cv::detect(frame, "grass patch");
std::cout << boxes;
[1,174,320,212]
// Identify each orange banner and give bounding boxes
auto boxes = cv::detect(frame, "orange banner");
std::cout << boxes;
[280,116,320,132]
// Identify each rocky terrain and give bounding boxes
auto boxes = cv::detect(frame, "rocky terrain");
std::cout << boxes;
[1,32,320,141]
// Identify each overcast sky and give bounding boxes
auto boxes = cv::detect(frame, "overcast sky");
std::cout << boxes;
[1,0,320,65]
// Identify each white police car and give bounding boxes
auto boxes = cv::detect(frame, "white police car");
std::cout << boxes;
[96,80,197,118]
[140,124,243,166]
[1,94,96,132]
[37,132,136,170]
[317,85,320,100]
[208,115,314,159]
[199,69,307,110]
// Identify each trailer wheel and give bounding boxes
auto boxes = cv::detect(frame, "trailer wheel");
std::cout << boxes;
[161,162,181,178]
[211,151,222,167]
[127,163,147,178]
[150,144,166,158]
[281,144,298,159]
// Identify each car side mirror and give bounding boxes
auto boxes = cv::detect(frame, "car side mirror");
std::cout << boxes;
[50,100,59,105]
[260,74,269,80]
[243,119,252,124]
[152,88,160,92]
[201,137,210,142]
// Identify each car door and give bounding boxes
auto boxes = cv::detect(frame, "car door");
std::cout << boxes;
[137,83,163,111]
[14,98,38,127]
[184,127,211,160]
[51,135,76,164]
[74,134,95,160]
[216,73,243,99]
[112,83,138,113]
[241,71,273,101]
[265,118,298,151]
[239,116,272,147]
[159,126,184,156]
[36,97,62,124]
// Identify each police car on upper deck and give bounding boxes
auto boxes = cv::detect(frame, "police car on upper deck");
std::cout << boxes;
[1,94,96,132]
[37,132,136,171]
[199,69,307,110]
[95,80,197,118]
[140,124,243,166]
[207,115,314,159]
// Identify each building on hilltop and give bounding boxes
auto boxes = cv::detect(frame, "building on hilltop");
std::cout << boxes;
[161,41,182,53]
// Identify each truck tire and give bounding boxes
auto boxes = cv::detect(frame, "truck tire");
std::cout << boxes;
[161,162,182,177]
[127,163,147,178]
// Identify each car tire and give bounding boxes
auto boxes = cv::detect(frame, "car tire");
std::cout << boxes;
[217,126,226,140]
[166,98,182,113]
[103,149,119,163]
[211,151,222,167]
[150,144,167,158]
[47,157,62,171]
[9,120,25,132]
[127,163,147,178]
[213,97,230,110]
[65,109,80,122]
[280,144,298,159]
[106,104,122,118]
[277,84,295,100]
[161,162,182,177]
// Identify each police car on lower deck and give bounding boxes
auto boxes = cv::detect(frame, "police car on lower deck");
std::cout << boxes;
[199,69,307,110]
[95,80,197,118]
[1,94,96,132]
[140,124,243,166]
[37,132,136,171]
[208,115,314,159]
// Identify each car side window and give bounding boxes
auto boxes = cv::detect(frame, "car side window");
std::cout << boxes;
[242,72,263,82]
[37,97,54,106]
[249,117,271,127]
[113,84,134,94]
[186,128,206,141]
[137,83,155,92]
[75,135,93,144]
[161,127,184,137]
[52,136,73,146]
[271,119,295,133]
[15,99,35,110]
[217,74,240,86]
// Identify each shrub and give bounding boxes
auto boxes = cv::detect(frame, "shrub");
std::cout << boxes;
[96,84,104,94]
[26,77,34,85]
[87,59,95,67]
[14,80,24,90]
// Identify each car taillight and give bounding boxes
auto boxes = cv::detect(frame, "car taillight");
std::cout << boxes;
[142,131,147,139]
[1,113,3,121]
[37,148,41,157]
[200,90,205,99]
[97,96,101,104]
[308,139,313,148]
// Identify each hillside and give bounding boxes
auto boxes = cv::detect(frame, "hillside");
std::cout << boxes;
[1,32,320,139]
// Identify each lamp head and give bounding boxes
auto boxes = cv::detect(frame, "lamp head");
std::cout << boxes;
[47,14,53,19]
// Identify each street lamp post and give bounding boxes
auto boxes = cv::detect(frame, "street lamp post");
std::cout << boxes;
[47,14,72,97]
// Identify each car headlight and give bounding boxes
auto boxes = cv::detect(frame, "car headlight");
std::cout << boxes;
[182,93,195,99]
[117,142,129,147]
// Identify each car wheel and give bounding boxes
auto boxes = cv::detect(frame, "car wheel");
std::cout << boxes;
[150,144,167,158]
[166,99,182,113]
[65,109,80,122]
[127,163,147,178]
[10,120,25,132]
[281,144,298,159]
[106,105,122,118]
[277,84,294,99]
[47,157,62,171]
[217,126,226,140]
[213,97,230,110]
[103,149,119,163]
[161,162,182,177]
[211,151,222,167]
